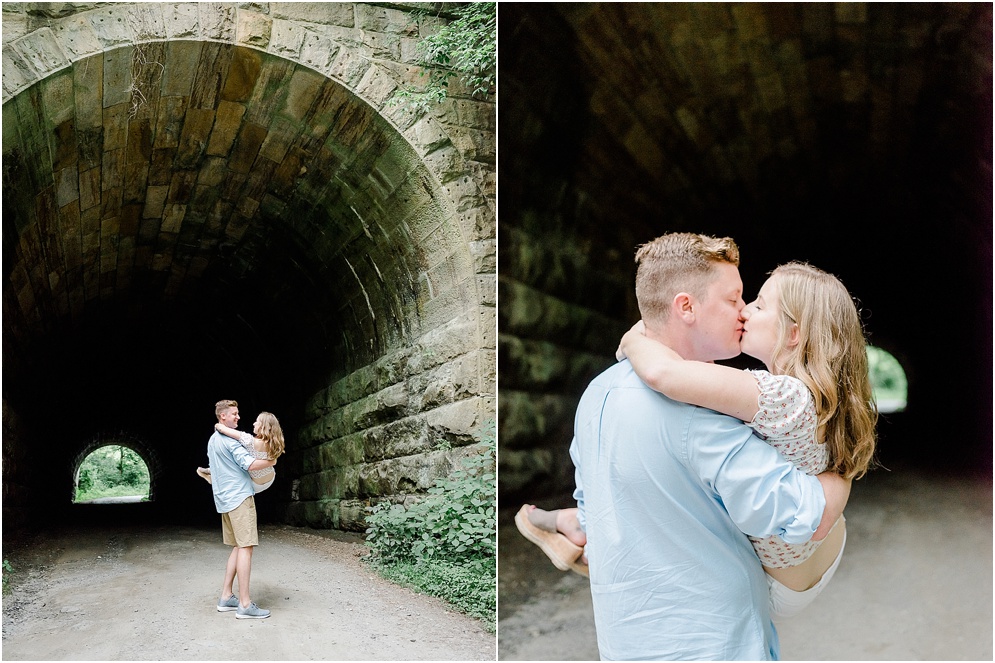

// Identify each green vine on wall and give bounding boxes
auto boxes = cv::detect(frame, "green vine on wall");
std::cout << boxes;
[391,2,496,114]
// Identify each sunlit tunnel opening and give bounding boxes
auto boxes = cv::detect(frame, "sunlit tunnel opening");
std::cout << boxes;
[73,445,151,504]
[867,346,908,414]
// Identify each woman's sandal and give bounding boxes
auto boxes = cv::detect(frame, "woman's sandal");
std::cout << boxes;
[196,467,213,484]
[514,504,589,577]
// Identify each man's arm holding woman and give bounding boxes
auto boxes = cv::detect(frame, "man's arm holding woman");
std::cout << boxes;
[619,324,849,541]
[217,427,275,472]
[688,407,846,544]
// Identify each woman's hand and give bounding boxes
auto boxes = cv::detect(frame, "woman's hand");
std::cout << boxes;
[215,423,221,431]
[616,320,647,361]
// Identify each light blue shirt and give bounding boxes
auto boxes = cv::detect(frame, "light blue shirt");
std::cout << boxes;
[206,431,256,513]
[570,361,826,661]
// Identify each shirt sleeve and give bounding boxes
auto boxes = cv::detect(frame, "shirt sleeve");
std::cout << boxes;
[569,435,587,531]
[685,406,825,544]
[224,434,256,471]
[746,370,816,442]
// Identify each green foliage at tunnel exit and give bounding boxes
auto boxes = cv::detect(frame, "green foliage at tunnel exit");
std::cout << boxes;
[390,2,496,113]
[867,346,908,413]
[364,421,496,630]
[74,445,150,503]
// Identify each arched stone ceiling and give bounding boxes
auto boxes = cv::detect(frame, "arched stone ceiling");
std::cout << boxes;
[5,40,451,406]
[498,3,991,494]
[2,3,496,526]
[502,2,990,235]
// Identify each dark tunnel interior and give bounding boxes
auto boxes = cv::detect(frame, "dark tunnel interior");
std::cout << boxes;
[3,241,330,525]
[3,40,441,530]
[497,3,992,501]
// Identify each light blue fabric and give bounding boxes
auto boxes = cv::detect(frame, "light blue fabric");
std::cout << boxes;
[570,360,826,661]
[207,430,256,513]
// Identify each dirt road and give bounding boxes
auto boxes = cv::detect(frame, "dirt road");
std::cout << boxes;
[498,466,993,661]
[2,523,495,660]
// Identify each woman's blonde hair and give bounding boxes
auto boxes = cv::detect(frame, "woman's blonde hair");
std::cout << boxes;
[255,411,285,459]
[769,262,877,479]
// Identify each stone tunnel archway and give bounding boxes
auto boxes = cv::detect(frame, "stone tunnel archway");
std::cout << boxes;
[498,3,991,500]
[2,3,495,532]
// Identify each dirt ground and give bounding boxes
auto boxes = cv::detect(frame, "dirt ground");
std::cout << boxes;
[498,465,993,661]
[2,522,495,661]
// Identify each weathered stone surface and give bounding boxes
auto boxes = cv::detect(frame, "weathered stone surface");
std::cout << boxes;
[175,107,214,167]
[197,2,235,41]
[163,3,199,39]
[270,3,355,28]
[354,5,417,35]
[356,63,398,108]
[206,99,244,156]
[158,40,199,97]
[327,45,370,89]
[127,3,166,41]
[236,10,270,48]
[268,18,305,57]
[52,15,102,60]
[298,29,338,71]
[87,6,136,47]
[2,3,496,533]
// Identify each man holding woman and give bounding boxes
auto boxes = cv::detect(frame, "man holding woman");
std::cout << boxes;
[522,233,856,660]
[207,399,276,619]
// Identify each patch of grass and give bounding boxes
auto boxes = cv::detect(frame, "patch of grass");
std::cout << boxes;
[368,557,495,631]
[364,421,496,629]
[75,483,150,502]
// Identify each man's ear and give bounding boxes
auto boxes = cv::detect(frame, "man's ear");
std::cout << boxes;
[673,293,695,323]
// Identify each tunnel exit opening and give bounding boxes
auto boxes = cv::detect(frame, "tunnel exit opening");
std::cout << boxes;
[867,346,908,414]
[71,435,159,505]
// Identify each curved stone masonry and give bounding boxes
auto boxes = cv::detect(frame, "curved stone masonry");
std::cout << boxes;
[2,2,495,531]
[497,3,991,498]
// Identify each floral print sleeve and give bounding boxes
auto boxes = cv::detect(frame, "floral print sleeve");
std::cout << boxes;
[744,369,830,568]
[745,369,826,476]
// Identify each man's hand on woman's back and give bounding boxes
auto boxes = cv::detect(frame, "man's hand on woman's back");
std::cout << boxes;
[813,473,851,541]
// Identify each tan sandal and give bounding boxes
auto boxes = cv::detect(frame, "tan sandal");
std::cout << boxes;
[514,505,589,577]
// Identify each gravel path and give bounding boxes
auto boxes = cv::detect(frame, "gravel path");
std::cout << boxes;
[498,466,992,661]
[2,523,494,660]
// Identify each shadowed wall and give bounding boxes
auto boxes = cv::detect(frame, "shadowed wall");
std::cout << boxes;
[498,2,992,501]
[3,2,496,532]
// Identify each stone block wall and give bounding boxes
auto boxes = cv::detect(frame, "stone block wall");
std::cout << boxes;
[1,400,32,530]
[497,218,636,500]
[2,2,495,531]
[289,307,495,531]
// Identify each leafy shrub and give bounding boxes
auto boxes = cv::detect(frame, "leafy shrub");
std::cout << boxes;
[77,468,94,494]
[366,446,495,564]
[390,3,496,113]
[373,557,495,629]
[364,421,496,627]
